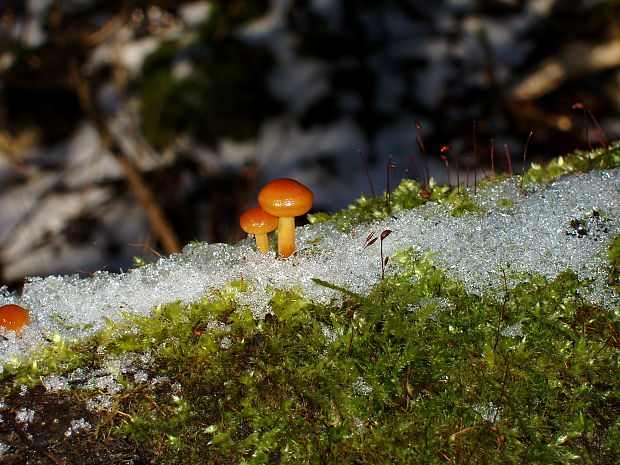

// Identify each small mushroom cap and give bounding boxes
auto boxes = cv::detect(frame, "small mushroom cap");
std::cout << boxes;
[0,304,29,332]
[240,206,279,234]
[258,178,313,217]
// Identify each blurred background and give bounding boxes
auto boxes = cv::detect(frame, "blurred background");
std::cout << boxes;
[1,0,619,288]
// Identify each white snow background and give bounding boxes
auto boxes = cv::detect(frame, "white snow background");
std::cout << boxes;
[1,167,618,367]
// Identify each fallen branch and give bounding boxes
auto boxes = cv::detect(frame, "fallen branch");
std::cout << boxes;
[69,60,182,255]
[510,39,620,101]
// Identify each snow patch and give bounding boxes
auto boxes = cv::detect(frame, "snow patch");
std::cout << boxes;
[0,168,618,366]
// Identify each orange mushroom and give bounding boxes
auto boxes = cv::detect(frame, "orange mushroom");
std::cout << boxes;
[258,178,313,258]
[240,206,279,253]
[0,304,29,333]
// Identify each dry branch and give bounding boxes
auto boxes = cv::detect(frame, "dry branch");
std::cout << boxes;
[510,39,620,101]
[69,61,182,256]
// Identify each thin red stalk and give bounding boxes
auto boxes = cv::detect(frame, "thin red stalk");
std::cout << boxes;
[440,145,452,187]
[414,121,430,186]
[408,155,420,182]
[465,154,469,189]
[493,266,509,352]
[572,103,591,150]
[455,149,460,194]
[358,150,375,197]
[442,157,450,186]
[386,155,396,215]
[504,144,512,175]
[520,131,534,195]
[490,138,495,177]
[473,120,478,195]
[380,229,391,279]
[587,109,608,147]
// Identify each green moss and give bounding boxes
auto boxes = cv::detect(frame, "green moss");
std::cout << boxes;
[3,249,618,464]
[523,140,620,185]
[445,189,485,217]
[608,235,620,288]
[129,260,615,463]
[499,198,516,208]
[1,145,619,463]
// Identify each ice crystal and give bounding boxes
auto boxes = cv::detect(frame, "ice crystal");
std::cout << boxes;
[64,418,92,437]
[321,325,340,344]
[134,371,149,383]
[473,402,502,423]
[352,377,373,396]
[352,417,367,431]
[42,374,70,392]
[85,374,124,395]
[149,376,169,388]
[15,408,35,423]
[85,394,112,412]
[501,322,524,338]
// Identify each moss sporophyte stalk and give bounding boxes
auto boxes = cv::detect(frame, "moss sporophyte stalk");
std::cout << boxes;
[0,143,619,464]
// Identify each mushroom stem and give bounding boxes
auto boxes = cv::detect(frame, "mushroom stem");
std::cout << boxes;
[277,216,296,258]
[255,233,270,253]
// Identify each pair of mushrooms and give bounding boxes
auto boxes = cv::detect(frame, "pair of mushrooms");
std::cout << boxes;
[240,178,313,258]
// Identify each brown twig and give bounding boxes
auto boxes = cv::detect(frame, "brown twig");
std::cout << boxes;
[68,60,182,255]
[12,420,66,465]
[291,410,318,425]
[128,243,165,259]
[510,39,620,101]
[519,131,534,196]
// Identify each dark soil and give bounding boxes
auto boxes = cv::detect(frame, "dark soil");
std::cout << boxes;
[0,382,157,465]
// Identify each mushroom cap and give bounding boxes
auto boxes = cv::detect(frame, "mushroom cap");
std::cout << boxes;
[240,206,279,234]
[258,178,313,217]
[0,304,29,332]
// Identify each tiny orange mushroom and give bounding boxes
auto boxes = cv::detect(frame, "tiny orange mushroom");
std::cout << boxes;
[240,206,279,253]
[258,178,313,258]
[0,304,29,333]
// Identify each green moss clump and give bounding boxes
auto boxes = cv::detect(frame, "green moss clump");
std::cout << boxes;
[114,258,620,463]
[523,141,620,185]
[3,250,617,464]
[123,257,617,464]
[608,235,620,288]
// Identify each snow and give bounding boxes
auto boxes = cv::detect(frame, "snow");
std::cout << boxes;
[64,418,92,437]
[1,168,618,366]
[473,401,501,423]
[15,407,35,424]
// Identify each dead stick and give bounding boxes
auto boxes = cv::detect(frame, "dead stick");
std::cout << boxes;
[69,61,181,255]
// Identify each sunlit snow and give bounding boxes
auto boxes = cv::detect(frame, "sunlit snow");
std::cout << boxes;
[1,168,619,366]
